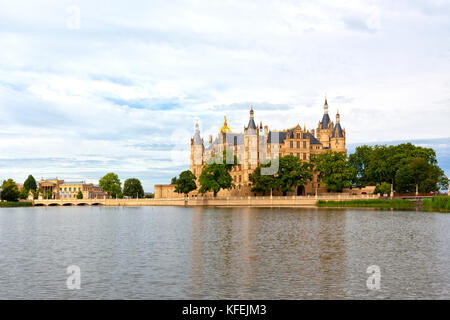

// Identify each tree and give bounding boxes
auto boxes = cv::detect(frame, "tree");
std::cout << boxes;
[171,177,177,184]
[395,158,446,194]
[18,188,29,200]
[348,145,373,186]
[173,170,197,196]
[44,189,53,200]
[123,178,145,198]
[277,155,313,196]
[199,163,233,197]
[23,175,37,192]
[99,173,122,198]
[375,182,391,195]
[1,179,20,201]
[249,160,279,195]
[77,191,83,199]
[311,151,356,192]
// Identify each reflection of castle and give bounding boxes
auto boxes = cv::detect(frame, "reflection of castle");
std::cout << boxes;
[154,98,347,198]
[190,98,346,196]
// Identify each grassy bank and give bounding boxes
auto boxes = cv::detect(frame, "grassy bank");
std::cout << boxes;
[422,196,450,212]
[317,199,415,209]
[0,201,33,208]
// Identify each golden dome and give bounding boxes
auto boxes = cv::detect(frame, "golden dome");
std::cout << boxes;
[220,116,231,133]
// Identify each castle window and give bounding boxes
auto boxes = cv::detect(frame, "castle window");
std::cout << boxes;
[303,142,306,148]
[296,133,300,139]
[290,141,293,148]
[297,141,300,148]
[297,153,300,158]
[239,175,242,183]
[303,154,307,160]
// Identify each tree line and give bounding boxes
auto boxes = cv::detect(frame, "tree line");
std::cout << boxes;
[171,143,448,197]
[0,173,153,202]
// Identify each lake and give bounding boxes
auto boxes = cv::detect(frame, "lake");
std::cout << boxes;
[0,206,448,299]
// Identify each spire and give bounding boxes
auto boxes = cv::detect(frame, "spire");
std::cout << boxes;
[303,124,306,132]
[246,106,257,131]
[336,110,340,123]
[220,116,231,133]
[195,120,200,133]
[260,120,263,129]
[320,95,331,129]
[193,120,202,145]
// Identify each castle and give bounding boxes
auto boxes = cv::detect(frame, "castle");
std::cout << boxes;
[155,98,347,198]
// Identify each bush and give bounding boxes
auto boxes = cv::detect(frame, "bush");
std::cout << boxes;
[422,196,450,211]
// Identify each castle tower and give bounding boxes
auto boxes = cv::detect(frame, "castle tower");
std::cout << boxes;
[244,106,258,180]
[331,110,346,153]
[317,96,333,148]
[190,121,204,177]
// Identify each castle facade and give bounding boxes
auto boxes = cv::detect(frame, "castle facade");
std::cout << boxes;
[155,98,346,198]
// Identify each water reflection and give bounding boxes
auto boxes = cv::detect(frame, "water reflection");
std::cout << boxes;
[0,206,448,299]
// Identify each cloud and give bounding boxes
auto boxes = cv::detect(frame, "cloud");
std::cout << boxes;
[0,0,450,190]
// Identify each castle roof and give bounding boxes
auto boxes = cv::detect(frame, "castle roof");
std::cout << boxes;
[331,122,344,138]
[321,113,331,129]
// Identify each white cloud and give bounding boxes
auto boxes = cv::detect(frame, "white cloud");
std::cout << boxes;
[1,0,450,189]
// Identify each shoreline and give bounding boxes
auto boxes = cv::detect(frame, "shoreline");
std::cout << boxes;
[3,197,448,212]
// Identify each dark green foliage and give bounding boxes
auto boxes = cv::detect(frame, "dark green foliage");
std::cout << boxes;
[348,143,447,193]
[311,151,356,192]
[199,163,233,197]
[44,189,53,199]
[249,159,279,195]
[0,201,33,208]
[123,178,145,198]
[1,179,20,202]
[99,173,122,198]
[277,156,313,195]
[77,191,83,199]
[374,182,391,195]
[23,175,37,191]
[18,188,29,200]
[173,170,197,195]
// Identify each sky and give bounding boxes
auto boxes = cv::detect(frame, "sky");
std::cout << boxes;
[0,0,449,191]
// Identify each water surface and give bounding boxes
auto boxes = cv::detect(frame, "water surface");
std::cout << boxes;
[0,206,448,299]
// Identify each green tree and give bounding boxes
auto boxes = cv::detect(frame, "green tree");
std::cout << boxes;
[375,182,391,195]
[249,159,279,195]
[277,155,313,196]
[44,189,53,200]
[171,177,177,184]
[312,151,356,192]
[395,158,446,194]
[1,179,20,201]
[348,145,373,186]
[99,173,122,198]
[145,193,155,198]
[77,191,83,199]
[23,175,37,192]
[18,188,29,200]
[173,170,197,196]
[123,178,145,198]
[199,163,233,197]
